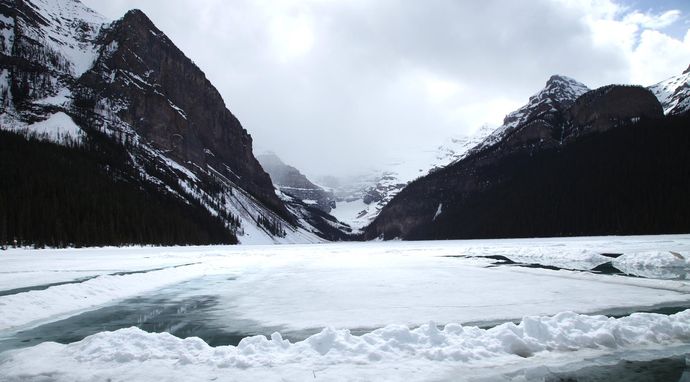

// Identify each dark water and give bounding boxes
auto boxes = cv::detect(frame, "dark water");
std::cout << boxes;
[480,351,690,382]
[0,275,313,353]
[543,356,690,382]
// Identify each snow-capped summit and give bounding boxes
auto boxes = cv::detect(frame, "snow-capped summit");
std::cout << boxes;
[649,64,690,115]
[471,75,590,154]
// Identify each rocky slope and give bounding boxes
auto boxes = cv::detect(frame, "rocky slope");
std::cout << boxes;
[257,152,335,213]
[0,0,342,245]
[364,75,684,240]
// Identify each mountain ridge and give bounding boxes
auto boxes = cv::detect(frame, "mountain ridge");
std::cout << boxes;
[0,0,341,245]
[364,69,687,240]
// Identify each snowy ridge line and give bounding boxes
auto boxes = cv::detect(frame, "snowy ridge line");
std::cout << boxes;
[0,263,208,332]
[2,310,690,377]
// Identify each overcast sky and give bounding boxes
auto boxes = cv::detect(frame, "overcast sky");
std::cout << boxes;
[82,0,690,178]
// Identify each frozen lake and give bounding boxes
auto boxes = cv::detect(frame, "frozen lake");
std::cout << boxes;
[1,235,689,381]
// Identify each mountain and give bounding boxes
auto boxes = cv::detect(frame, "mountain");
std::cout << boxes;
[0,0,339,245]
[468,75,590,156]
[364,75,689,240]
[257,152,335,213]
[650,64,690,115]
[323,126,495,231]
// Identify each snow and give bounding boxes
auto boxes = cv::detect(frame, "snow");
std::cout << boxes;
[1,235,690,380]
[612,251,690,279]
[1,310,689,382]
[207,245,689,331]
[34,87,72,107]
[500,248,611,270]
[0,262,208,332]
[615,251,689,269]
[0,13,14,55]
[649,69,690,115]
[433,203,443,221]
[470,75,589,155]
[1,235,689,336]
[330,198,372,229]
[2,112,85,144]
[25,0,108,76]
[326,126,496,230]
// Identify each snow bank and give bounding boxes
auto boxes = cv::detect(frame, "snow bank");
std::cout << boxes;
[614,251,689,269]
[2,310,689,381]
[612,251,690,279]
[501,247,610,270]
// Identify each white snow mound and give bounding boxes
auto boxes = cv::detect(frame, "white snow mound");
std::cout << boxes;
[614,251,690,269]
[4,310,690,373]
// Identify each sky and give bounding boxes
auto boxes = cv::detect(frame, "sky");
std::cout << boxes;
[81,0,690,178]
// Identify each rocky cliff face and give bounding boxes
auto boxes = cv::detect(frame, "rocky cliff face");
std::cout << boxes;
[566,85,663,137]
[257,153,335,213]
[0,0,340,244]
[365,77,671,240]
[75,9,286,218]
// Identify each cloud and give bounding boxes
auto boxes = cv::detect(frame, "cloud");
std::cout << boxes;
[81,0,690,177]
[623,10,681,29]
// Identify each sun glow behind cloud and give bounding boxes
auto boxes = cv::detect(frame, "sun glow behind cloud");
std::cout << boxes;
[270,13,315,62]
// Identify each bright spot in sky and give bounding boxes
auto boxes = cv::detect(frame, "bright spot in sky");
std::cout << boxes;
[422,74,463,104]
[270,14,315,61]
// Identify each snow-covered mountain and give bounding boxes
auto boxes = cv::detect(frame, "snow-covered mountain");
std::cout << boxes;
[0,0,340,245]
[257,152,335,213]
[649,64,690,115]
[365,72,677,240]
[324,125,495,230]
[469,75,590,156]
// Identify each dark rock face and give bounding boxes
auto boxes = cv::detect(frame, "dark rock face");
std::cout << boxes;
[567,85,663,137]
[257,153,335,213]
[365,79,675,240]
[76,10,287,219]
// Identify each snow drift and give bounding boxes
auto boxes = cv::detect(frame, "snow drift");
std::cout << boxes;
[1,310,689,381]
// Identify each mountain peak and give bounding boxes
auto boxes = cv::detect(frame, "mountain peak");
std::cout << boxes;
[544,74,589,93]
[121,8,152,25]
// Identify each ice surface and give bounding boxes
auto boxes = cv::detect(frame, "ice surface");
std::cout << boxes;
[1,310,689,382]
[206,245,690,331]
[1,235,689,336]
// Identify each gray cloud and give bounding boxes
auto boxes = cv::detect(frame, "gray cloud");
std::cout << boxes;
[82,0,687,177]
